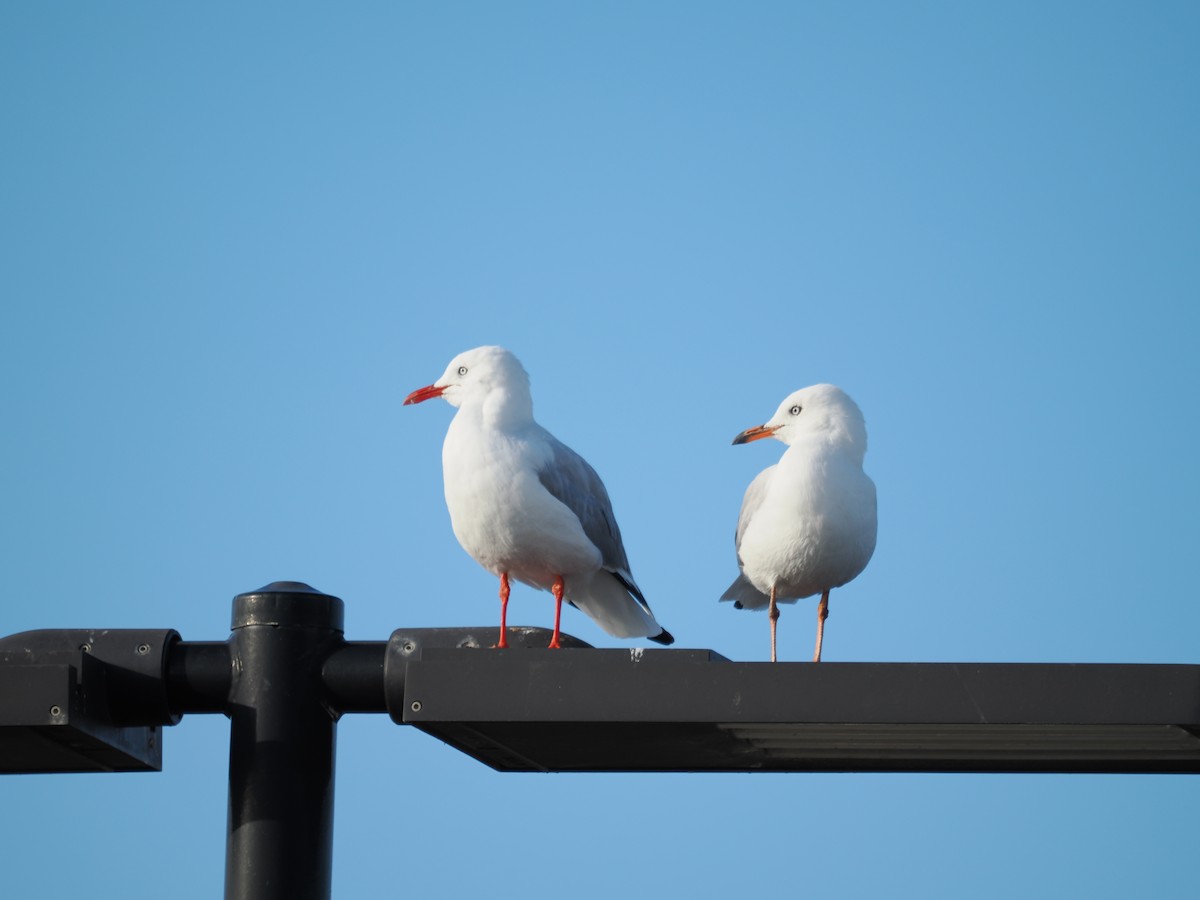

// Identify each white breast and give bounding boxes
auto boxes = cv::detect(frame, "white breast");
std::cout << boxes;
[738,446,877,601]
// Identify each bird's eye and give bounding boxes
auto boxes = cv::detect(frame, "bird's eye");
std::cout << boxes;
[790,405,802,415]
[457,366,468,376]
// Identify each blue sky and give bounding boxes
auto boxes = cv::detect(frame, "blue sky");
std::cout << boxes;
[2,3,1198,897]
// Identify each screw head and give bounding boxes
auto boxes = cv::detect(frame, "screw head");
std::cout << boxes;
[136,643,151,655]
[410,701,422,713]
[49,705,62,717]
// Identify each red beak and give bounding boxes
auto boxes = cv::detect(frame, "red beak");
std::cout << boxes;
[404,383,446,405]
[732,424,776,445]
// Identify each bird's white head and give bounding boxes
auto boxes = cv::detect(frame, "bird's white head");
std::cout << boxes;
[733,383,868,457]
[404,345,532,415]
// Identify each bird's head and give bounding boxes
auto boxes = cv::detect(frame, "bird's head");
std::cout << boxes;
[733,383,868,454]
[404,345,531,411]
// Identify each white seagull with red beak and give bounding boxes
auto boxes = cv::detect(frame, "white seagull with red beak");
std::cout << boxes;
[721,384,877,662]
[405,345,673,649]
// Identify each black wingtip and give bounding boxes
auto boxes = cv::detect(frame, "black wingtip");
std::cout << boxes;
[649,628,675,646]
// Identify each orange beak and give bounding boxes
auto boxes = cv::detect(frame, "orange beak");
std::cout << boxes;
[403,383,446,405]
[732,424,777,445]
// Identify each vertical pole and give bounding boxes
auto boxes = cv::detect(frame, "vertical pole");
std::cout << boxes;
[225,582,344,900]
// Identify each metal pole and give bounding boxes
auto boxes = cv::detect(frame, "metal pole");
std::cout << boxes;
[225,582,344,900]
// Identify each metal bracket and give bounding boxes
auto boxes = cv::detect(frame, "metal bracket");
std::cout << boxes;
[0,627,178,773]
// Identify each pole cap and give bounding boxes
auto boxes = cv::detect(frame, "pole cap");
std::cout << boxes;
[232,581,345,631]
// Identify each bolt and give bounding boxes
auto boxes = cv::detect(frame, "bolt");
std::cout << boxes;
[49,705,62,717]
[79,643,92,653]
[402,641,416,654]
[410,701,422,713]
[136,643,151,655]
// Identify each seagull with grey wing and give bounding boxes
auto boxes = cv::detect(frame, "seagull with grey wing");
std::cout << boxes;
[722,384,877,662]
[405,345,673,649]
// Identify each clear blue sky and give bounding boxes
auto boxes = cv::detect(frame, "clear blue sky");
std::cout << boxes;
[3,3,1198,897]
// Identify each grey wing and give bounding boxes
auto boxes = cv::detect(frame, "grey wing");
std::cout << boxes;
[734,465,775,564]
[537,436,648,608]
[720,466,775,609]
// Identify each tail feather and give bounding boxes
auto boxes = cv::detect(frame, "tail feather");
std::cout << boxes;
[568,570,672,642]
[720,573,770,610]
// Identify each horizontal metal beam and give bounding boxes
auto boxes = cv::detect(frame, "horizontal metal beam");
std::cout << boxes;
[400,649,1200,773]
[5,624,1200,775]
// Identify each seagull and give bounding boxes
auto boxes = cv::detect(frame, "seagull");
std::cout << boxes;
[404,345,673,649]
[721,384,877,662]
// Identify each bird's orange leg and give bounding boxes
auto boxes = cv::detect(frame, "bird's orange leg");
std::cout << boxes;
[548,576,565,649]
[768,585,780,663]
[813,589,830,663]
[496,572,510,649]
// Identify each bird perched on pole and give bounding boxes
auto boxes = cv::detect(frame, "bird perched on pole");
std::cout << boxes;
[405,345,673,649]
[721,384,877,662]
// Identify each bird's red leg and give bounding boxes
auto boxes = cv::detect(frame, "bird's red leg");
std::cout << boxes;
[768,585,780,663]
[496,572,510,649]
[548,576,565,649]
[813,589,830,662]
